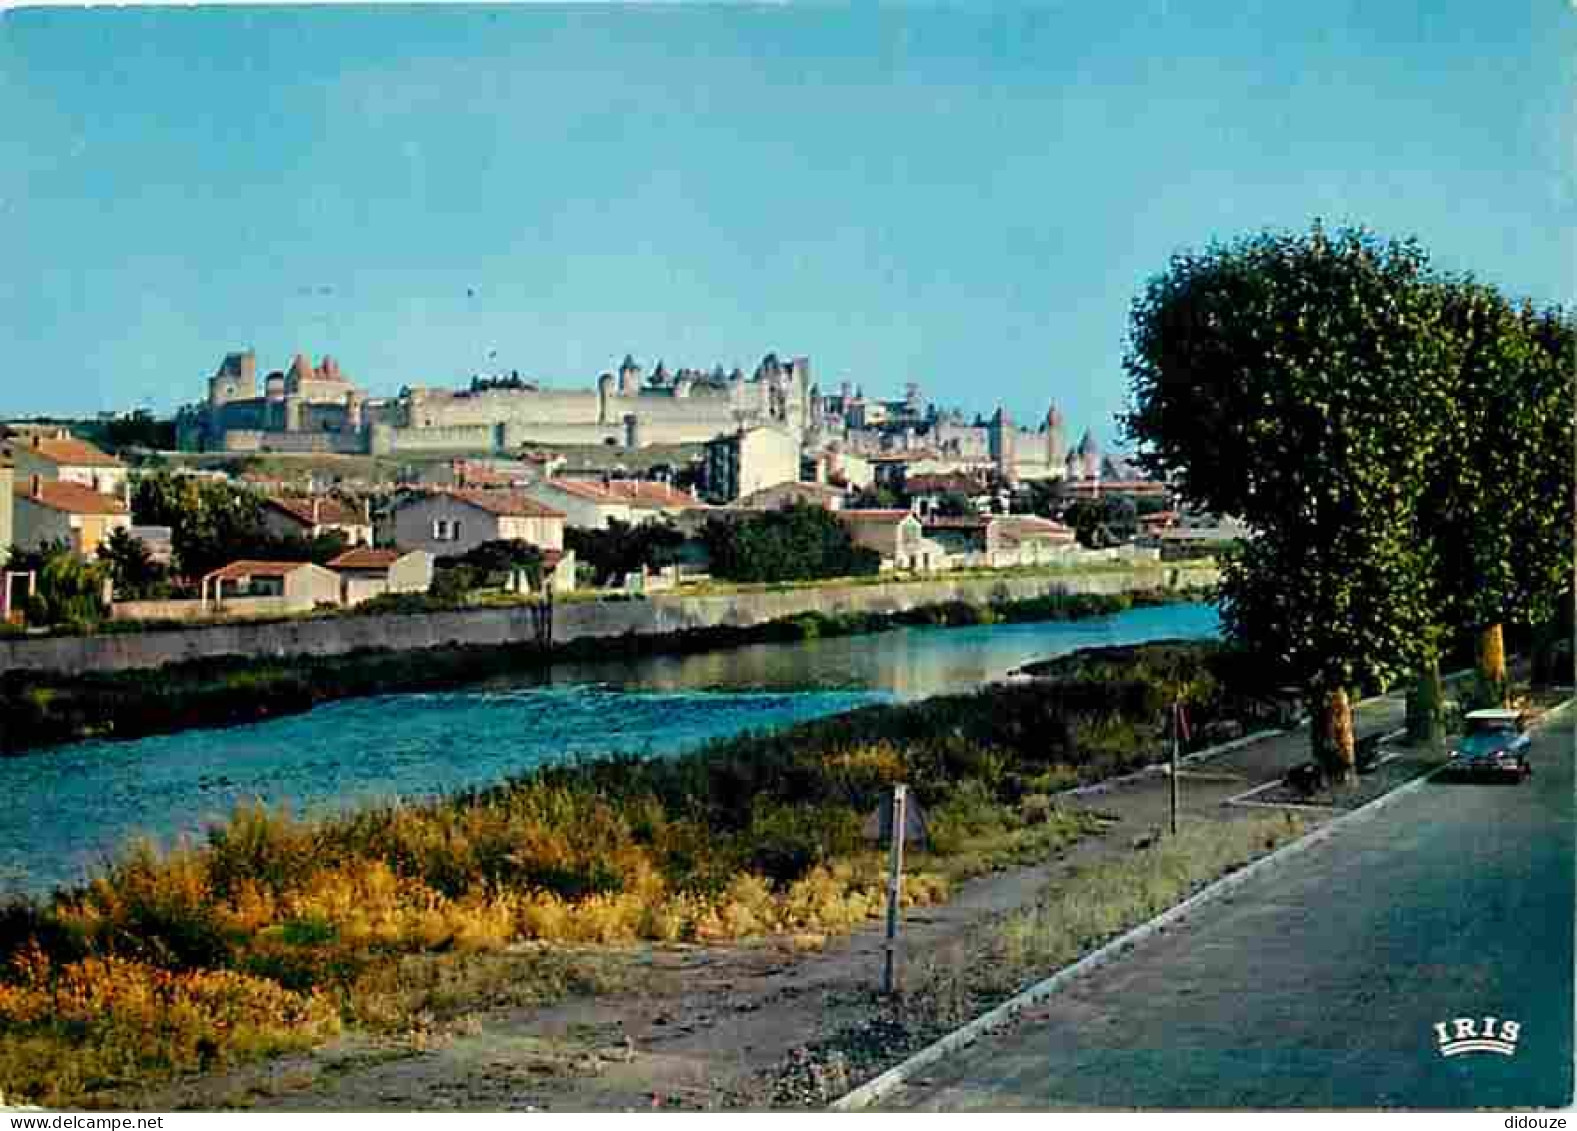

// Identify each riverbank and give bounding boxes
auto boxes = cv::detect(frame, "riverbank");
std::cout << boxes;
[103,671,1563,1113]
[0,586,1209,756]
[0,637,1262,1107]
[0,561,1219,679]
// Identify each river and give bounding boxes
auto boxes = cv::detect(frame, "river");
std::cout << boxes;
[2,601,1219,894]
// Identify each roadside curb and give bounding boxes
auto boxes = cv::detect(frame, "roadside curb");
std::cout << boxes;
[829,694,1574,1112]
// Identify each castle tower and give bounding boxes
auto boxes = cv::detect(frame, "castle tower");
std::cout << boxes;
[618,354,642,397]
[264,370,286,430]
[597,372,615,424]
[207,350,257,406]
[286,353,314,395]
[987,406,1015,481]
[1044,404,1065,472]
[1076,429,1100,479]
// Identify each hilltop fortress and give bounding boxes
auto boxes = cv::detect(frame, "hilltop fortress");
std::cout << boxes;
[177,348,1077,481]
[178,351,811,456]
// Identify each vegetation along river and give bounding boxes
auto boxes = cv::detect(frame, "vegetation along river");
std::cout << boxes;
[3,601,1218,894]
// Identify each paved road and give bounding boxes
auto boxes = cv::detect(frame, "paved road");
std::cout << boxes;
[888,708,1574,1110]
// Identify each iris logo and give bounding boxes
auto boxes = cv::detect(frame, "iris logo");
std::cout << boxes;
[1433,1017,1521,1057]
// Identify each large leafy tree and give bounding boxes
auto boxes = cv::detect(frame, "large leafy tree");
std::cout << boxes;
[1415,284,1575,707]
[133,473,346,580]
[566,519,684,586]
[1512,305,1577,679]
[100,527,167,600]
[1123,223,1455,780]
[6,542,108,630]
[703,503,881,583]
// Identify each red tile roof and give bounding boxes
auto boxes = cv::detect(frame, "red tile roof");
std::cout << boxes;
[13,479,128,515]
[203,559,315,582]
[448,489,564,519]
[542,478,620,503]
[263,495,367,528]
[603,480,698,509]
[837,509,916,526]
[13,435,123,468]
[327,547,405,570]
[997,515,1077,542]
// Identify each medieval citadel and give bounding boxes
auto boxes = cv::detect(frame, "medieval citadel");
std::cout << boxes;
[177,349,1086,480]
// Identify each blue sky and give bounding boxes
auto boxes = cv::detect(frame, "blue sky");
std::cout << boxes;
[2,2,1573,447]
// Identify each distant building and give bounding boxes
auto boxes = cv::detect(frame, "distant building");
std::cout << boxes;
[703,425,800,503]
[523,479,636,530]
[11,474,131,558]
[327,547,434,606]
[5,430,127,498]
[835,509,940,571]
[179,348,811,455]
[260,495,373,546]
[391,489,566,558]
[735,480,848,512]
[903,472,992,518]
[1060,478,1169,504]
[199,559,341,611]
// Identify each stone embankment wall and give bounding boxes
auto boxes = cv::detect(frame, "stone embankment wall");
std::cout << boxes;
[0,565,1218,678]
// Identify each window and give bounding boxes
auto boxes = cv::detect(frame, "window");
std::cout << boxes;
[432,518,462,542]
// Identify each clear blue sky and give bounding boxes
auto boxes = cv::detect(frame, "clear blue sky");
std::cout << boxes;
[3,2,1573,447]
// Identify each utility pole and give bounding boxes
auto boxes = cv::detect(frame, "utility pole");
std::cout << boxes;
[1169,699,1181,837]
[882,784,908,995]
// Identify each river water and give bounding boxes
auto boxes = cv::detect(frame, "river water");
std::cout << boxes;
[2,601,1219,894]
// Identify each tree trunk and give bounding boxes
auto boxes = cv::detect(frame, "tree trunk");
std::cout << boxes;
[1406,653,1445,748]
[1477,623,1508,706]
[1313,685,1357,787]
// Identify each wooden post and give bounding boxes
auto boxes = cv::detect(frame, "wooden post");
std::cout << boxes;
[881,783,907,996]
[1169,700,1180,837]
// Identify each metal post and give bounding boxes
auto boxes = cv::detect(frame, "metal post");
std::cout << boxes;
[881,784,908,995]
[1170,700,1180,837]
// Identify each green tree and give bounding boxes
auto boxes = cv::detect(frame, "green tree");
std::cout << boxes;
[565,519,684,586]
[442,539,545,591]
[1062,496,1138,547]
[12,542,107,629]
[702,504,881,583]
[133,474,346,579]
[100,527,167,600]
[1404,291,1576,722]
[1123,223,1455,782]
[931,491,977,518]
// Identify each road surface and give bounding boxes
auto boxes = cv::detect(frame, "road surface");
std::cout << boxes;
[887,708,1574,1109]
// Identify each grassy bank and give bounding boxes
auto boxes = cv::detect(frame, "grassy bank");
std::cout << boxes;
[0,638,1256,1106]
[0,587,1207,755]
[771,810,1308,1107]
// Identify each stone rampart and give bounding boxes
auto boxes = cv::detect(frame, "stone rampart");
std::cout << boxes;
[0,565,1218,678]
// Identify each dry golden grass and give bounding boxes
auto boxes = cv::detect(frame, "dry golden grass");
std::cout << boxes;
[986,812,1302,995]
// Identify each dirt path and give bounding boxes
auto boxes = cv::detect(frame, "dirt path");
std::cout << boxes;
[118,689,1421,1112]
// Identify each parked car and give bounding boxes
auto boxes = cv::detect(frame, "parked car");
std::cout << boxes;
[1448,708,1532,781]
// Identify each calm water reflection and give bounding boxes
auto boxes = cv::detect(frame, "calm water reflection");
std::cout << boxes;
[3,602,1217,893]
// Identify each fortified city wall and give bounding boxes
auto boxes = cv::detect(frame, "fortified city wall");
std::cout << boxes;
[0,564,1219,678]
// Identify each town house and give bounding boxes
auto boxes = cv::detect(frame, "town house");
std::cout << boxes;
[392,489,565,558]
[11,474,131,558]
[5,431,128,498]
[260,495,373,546]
